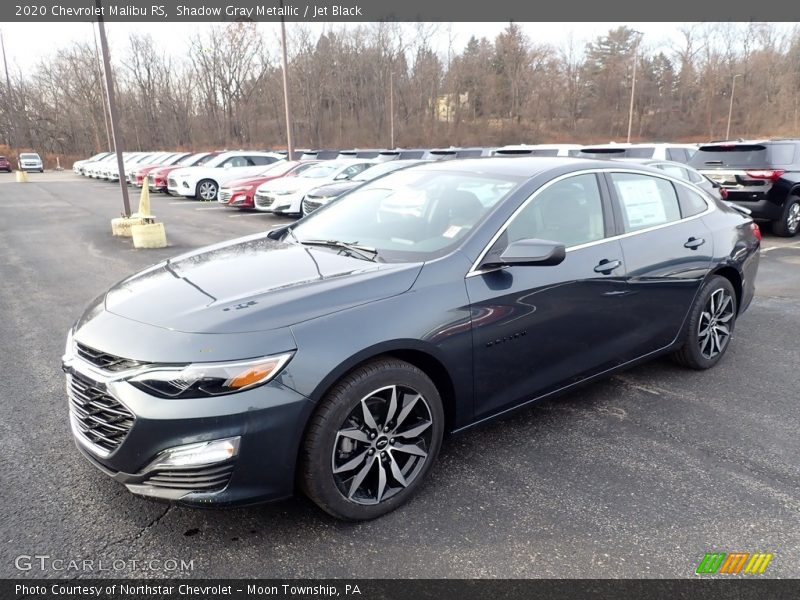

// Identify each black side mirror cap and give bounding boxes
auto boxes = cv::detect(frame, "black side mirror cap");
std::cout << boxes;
[482,238,567,269]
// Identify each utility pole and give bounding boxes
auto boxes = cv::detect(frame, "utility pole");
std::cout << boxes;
[92,22,112,152]
[626,32,642,144]
[0,30,17,168]
[95,0,131,217]
[726,73,743,141]
[279,0,295,161]
[389,70,395,149]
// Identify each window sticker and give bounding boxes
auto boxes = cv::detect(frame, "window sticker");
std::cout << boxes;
[616,178,667,228]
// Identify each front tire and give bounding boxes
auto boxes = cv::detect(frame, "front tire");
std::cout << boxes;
[300,358,444,521]
[772,196,800,237]
[196,179,218,201]
[672,275,737,370]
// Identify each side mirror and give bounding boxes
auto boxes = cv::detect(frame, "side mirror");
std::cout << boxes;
[482,238,566,269]
[223,163,232,169]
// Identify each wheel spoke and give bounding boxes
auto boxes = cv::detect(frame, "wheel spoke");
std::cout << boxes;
[717,312,734,323]
[376,460,387,503]
[385,386,399,427]
[395,420,432,439]
[392,443,427,458]
[333,449,369,474]
[715,295,731,317]
[338,428,370,443]
[394,394,421,429]
[387,454,408,488]
[347,456,375,499]
[700,333,712,356]
[361,399,380,432]
[715,324,730,336]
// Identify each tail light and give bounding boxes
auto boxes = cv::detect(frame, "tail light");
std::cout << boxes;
[719,187,728,199]
[750,222,762,242]
[745,169,785,181]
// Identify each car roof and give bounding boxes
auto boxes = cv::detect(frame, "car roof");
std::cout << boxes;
[411,156,626,178]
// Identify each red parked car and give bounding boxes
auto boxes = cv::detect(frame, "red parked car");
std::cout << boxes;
[133,152,191,187]
[149,152,220,193]
[218,160,320,209]
[0,155,12,172]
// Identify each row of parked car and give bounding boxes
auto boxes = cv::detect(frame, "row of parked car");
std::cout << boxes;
[72,139,800,236]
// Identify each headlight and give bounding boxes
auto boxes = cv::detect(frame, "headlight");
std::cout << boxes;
[128,353,293,398]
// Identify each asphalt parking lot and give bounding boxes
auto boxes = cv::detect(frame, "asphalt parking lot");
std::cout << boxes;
[1,173,798,579]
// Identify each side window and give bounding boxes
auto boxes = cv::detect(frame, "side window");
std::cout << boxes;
[666,148,689,163]
[249,155,275,166]
[657,163,690,181]
[502,174,606,249]
[610,173,681,232]
[337,164,368,180]
[223,156,249,168]
[677,186,709,218]
[769,143,796,165]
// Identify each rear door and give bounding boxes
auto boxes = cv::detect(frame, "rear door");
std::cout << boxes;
[605,171,714,357]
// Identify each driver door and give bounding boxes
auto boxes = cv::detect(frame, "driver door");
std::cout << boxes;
[465,173,636,419]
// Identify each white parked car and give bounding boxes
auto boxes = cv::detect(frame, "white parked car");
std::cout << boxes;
[73,152,112,175]
[492,144,582,157]
[168,151,284,201]
[84,153,122,178]
[109,152,170,182]
[254,159,375,215]
[19,152,44,172]
[577,143,697,163]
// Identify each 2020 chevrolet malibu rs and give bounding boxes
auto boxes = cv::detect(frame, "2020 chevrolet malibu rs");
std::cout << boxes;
[62,158,760,520]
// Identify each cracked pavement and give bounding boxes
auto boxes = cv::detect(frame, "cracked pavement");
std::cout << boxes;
[1,175,798,578]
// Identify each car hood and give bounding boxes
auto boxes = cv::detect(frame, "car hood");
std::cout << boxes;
[258,176,330,194]
[307,181,360,198]
[222,175,271,189]
[102,233,422,334]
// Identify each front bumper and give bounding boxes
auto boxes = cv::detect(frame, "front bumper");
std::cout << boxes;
[62,352,313,507]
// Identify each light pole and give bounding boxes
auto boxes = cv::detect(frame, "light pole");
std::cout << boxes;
[726,73,743,141]
[91,22,112,152]
[0,29,17,168]
[389,69,395,148]
[626,31,643,144]
[279,0,295,161]
[95,0,131,217]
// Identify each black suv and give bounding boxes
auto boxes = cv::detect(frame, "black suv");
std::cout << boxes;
[689,139,800,236]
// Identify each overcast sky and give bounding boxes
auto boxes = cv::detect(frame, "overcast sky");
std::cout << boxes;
[0,22,703,71]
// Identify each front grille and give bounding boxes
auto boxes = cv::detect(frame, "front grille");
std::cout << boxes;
[142,463,234,492]
[76,342,144,372]
[303,198,323,214]
[168,177,177,188]
[254,192,275,209]
[218,189,232,203]
[68,372,135,454]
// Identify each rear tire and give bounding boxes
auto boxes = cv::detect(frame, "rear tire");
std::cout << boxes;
[672,275,737,370]
[300,358,444,521]
[772,196,800,237]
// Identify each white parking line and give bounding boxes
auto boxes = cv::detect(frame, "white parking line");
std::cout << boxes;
[168,201,191,205]
[195,206,226,210]
[227,212,268,218]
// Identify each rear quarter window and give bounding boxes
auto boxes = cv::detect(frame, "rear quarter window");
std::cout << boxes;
[677,186,710,218]
[768,144,796,166]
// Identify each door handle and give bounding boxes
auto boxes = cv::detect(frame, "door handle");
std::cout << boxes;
[684,237,706,250]
[594,259,622,274]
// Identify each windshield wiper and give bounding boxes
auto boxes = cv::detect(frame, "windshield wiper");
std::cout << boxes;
[300,239,381,262]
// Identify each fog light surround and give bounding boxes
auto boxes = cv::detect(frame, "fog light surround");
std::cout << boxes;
[146,436,241,470]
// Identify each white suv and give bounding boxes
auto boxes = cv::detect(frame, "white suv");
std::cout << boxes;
[19,152,44,172]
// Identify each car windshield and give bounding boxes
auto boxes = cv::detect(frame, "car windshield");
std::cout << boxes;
[299,164,344,179]
[20,153,39,160]
[290,169,522,262]
[351,161,415,182]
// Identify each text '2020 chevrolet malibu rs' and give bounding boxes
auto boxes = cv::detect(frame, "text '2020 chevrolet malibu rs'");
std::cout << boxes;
[63,158,760,520]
